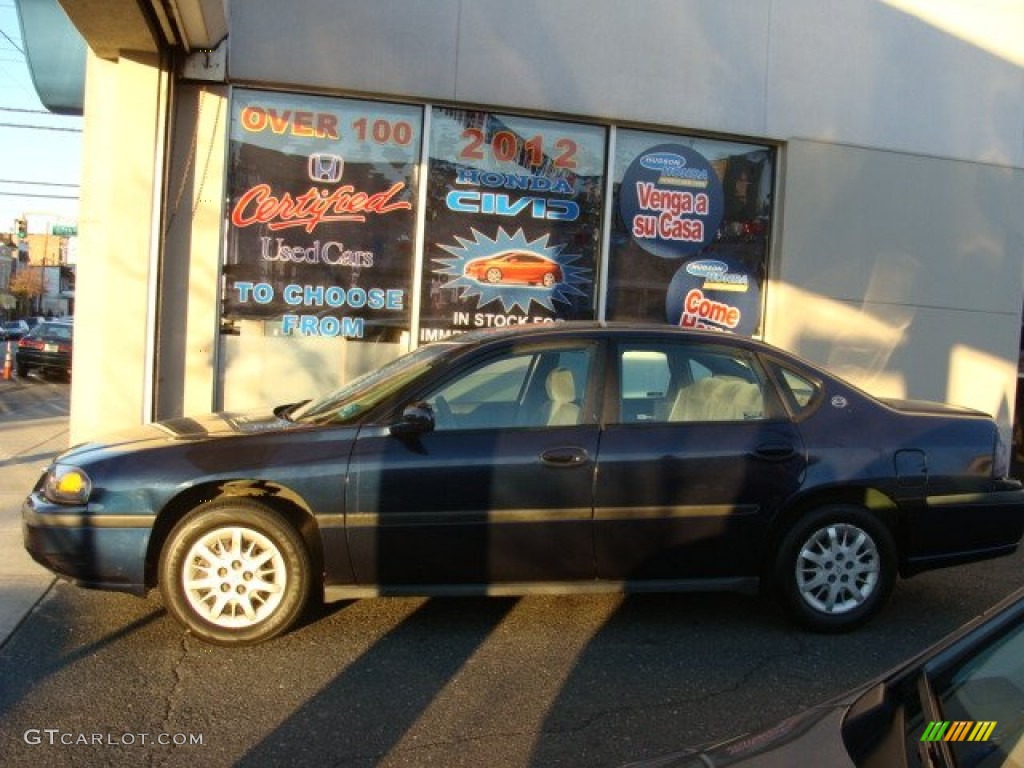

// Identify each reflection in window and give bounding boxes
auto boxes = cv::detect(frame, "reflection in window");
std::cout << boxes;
[617,342,765,424]
[426,346,593,431]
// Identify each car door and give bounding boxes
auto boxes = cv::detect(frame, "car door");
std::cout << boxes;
[594,338,807,583]
[345,340,601,587]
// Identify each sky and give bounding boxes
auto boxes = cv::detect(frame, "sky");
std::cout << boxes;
[0,0,82,231]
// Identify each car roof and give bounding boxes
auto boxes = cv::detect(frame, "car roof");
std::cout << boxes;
[446,321,773,350]
[439,322,851,390]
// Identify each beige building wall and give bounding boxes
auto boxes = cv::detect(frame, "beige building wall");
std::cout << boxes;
[69,51,168,444]
[764,140,1024,434]
[153,82,227,420]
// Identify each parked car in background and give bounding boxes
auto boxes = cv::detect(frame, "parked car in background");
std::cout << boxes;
[0,320,30,341]
[625,586,1024,767]
[22,323,1024,646]
[16,319,73,378]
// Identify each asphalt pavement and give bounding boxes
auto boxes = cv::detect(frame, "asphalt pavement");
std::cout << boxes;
[0,373,68,647]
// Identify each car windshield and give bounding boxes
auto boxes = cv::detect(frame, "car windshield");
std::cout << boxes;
[288,341,456,425]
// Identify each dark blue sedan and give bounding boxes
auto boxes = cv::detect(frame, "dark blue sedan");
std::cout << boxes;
[22,323,1024,645]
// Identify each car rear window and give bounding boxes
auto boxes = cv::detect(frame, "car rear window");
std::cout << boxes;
[30,323,73,342]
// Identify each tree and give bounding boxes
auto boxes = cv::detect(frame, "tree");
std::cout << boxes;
[8,268,44,316]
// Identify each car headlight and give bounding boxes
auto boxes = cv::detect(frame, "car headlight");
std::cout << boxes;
[42,465,93,505]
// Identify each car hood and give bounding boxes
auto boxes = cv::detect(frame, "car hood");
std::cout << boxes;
[622,701,855,767]
[625,588,1024,768]
[58,408,297,463]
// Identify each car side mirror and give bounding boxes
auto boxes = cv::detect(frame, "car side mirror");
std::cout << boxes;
[390,401,435,436]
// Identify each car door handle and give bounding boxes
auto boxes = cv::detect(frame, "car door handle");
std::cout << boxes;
[540,446,590,467]
[751,442,797,462]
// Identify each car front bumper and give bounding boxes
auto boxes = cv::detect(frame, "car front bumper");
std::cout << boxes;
[22,493,153,594]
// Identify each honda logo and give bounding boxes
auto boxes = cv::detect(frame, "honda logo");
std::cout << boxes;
[308,153,344,183]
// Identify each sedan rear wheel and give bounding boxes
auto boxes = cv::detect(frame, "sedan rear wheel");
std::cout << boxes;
[776,505,895,632]
[159,500,311,646]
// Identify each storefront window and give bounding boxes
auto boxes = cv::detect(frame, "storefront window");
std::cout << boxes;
[224,89,421,340]
[607,130,774,336]
[214,92,777,409]
[418,109,606,341]
[220,89,423,409]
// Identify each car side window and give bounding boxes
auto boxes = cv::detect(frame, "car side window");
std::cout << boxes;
[771,363,820,414]
[426,345,593,431]
[617,342,767,424]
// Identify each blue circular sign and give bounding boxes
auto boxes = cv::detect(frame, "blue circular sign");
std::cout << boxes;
[665,256,761,335]
[619,143,724,259]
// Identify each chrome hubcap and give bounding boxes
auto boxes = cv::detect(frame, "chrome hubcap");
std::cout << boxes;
[181,526,287,628]
[795,523,879,615]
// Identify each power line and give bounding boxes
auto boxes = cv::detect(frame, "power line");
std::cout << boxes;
[0,191,78,200]
[0,122,82,133]
[0,27,23,55]
[0,107,80,118]
[0,179,79,188]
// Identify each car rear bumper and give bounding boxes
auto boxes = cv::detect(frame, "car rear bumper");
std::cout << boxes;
[22,494,152,594]
[902,483,1024,576]
[16,348,71,372]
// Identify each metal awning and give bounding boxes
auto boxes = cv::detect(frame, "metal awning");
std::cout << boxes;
[17,0,229,113]
[14,0,86,115]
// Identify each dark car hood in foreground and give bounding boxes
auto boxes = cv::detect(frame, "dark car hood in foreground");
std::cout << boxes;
[625,587,1024,767]
[58,408,296,463]
[623,703,854,767]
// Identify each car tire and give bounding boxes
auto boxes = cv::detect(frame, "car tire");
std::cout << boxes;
[775,505,896,632]
[159,500,312,646]
[542,272,557,287]
[16,364,28,378]
[485,267,503,283]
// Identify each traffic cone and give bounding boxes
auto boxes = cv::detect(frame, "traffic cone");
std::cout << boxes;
[1,345,11,381]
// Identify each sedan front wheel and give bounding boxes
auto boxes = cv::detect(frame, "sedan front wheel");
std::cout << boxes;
[159,500,311,646]
[776,505,896,632]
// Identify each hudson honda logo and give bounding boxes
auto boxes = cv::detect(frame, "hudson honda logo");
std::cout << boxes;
[640,152,687,173]
[686,259,728,278]
[686,259,748,291]
[639,151,709,186]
